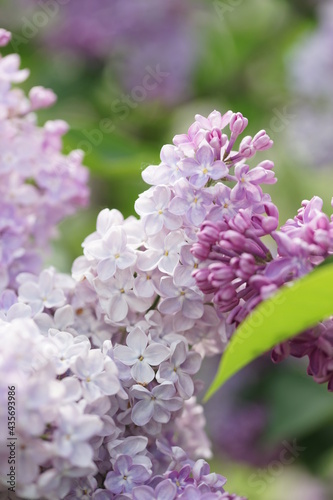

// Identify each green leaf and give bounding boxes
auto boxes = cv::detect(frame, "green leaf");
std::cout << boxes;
[204,263,333,401]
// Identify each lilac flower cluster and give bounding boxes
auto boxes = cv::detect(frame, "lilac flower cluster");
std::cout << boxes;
[0,267,245,498]
[0,30,246,499]
[187,113,333,390]
[0,29,89,293]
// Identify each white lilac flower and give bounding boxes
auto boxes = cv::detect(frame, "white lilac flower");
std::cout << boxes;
[158,276,204,320]
[84,226,137,281]
[1,65,279,497]
[71,349,120,402]
[18,269,66,315]
[135,185,182,236]
[93,269,151,323]
[114,327,169,384]
[0,290,32,321]
[168,178,213,226]
[65,476,98,500]
[53,405,103,468]
[46,329,90,375]
[132,479,177,500]
[133,268,163,298]
[173,245,200,287]
[157,341,202,399]
[142,145,184,186]
[107,436,152,470]
[131,382,183,426]
[137,229,185,275]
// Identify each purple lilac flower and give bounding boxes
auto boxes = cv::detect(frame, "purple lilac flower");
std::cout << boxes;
[180,145,228,189]
[131,382,183,427]
[104,455,151,494]
[157,341,202,399]
[189,114,333,391]
[114,326,170,384]
[132,479,177,500]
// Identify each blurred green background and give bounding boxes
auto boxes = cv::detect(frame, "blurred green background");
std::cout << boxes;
[1,0,333,498]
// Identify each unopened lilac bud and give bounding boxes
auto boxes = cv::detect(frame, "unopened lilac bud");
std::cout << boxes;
[252,130,273,151]
[232,254,256,280]
[230,112,248,137]
[193,268,215,294]
[29,86,57,110]
[239,136,254,158]
[272,342,290,363]
[197,221,220,244]
[209,263,235,287]
[264,203,279,223]
[225,113,249,156]
[206,129,228,159]
[224,230,246,250]
[257,160,274,170]
[0,28,11,46]
[191,242,211,260]
[214,285,237,303]
[229,211,252,233]
[261,216,279,234]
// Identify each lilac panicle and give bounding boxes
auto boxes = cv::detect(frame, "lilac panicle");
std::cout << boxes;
[0,35,89,293]
[190,111,333,391]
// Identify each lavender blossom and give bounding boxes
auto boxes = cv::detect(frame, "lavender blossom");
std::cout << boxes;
[0,33,89,292]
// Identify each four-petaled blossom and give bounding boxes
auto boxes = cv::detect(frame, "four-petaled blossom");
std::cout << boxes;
[137,230,184,275]
[93,270,150,322]
[53,405,103,468]
[114,327,170,384]
[104,455,151,494]
[84,227,137,281]
[231,164,276,203]
[142,145,184,186]
[132,479,177,500]
[158,276,204,320]
[131,381,183,426]
[174,245,200,287]
[47,329,90,375]
[135,185,182,236]
[180,146,228,188]
[71,349,120,402]
[18,269,66,315]
[157,341,202,399]
[169,178,213,226]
